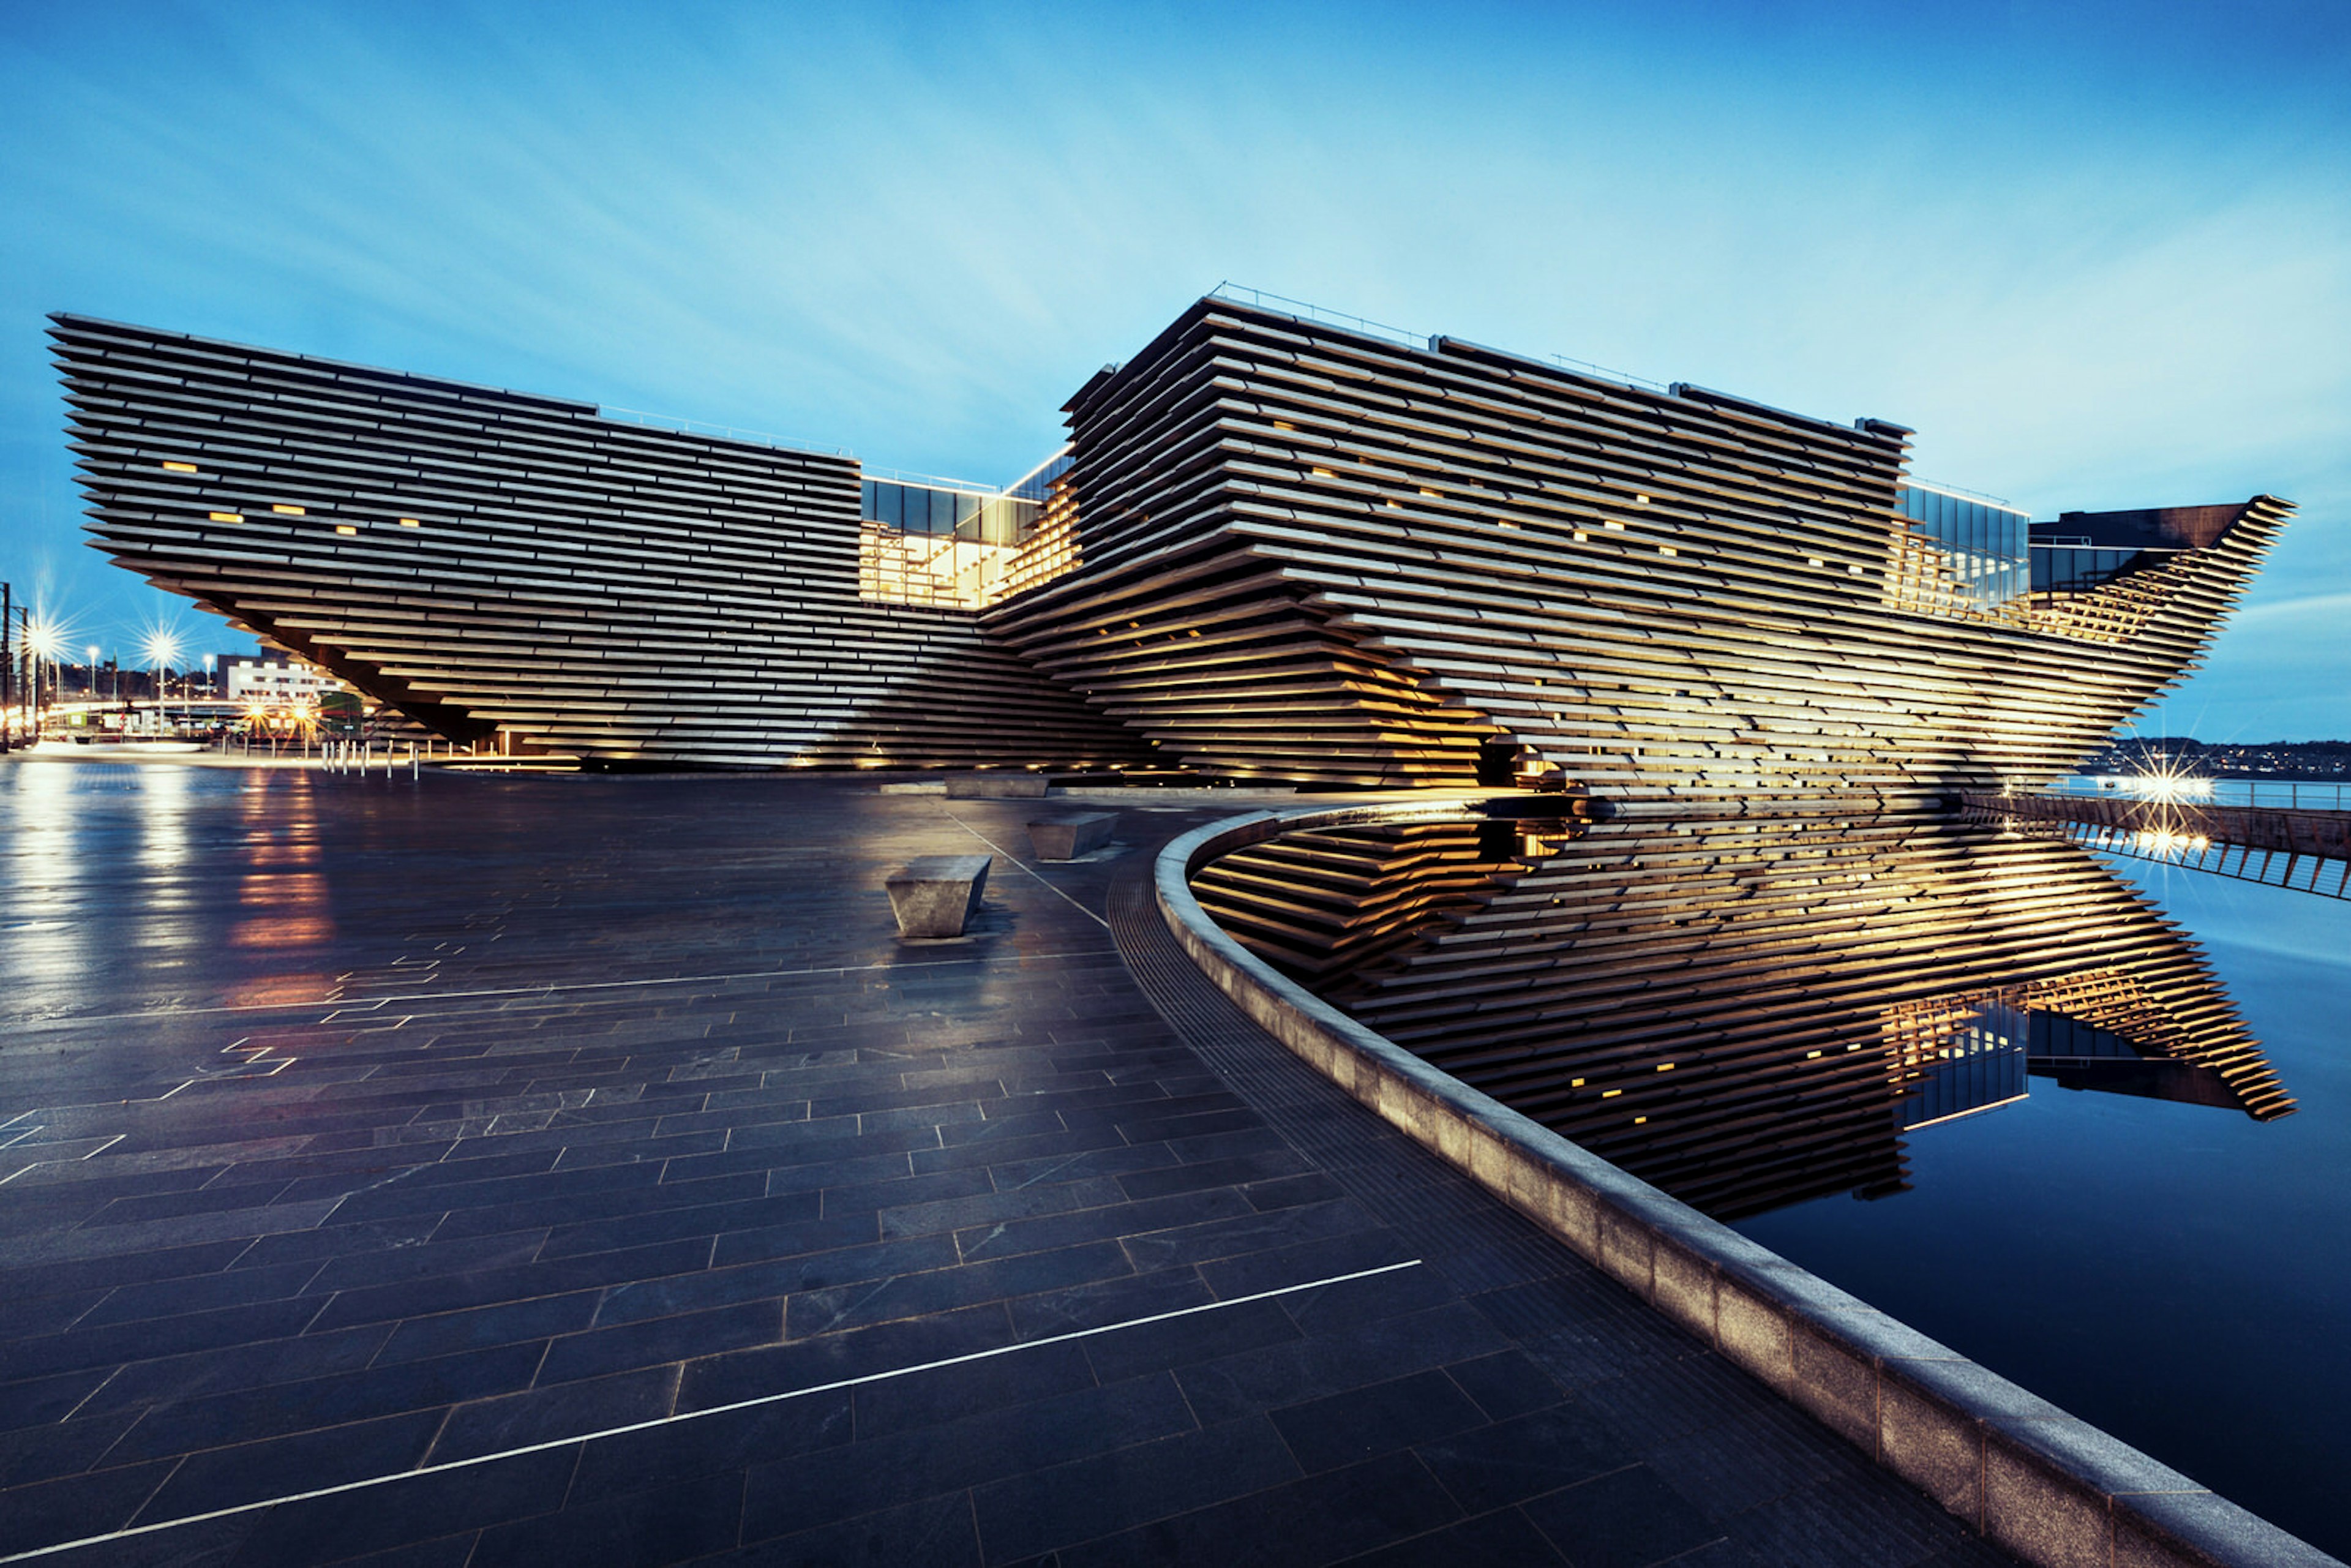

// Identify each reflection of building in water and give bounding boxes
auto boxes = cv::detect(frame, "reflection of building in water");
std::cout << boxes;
[1192,806,2292,1220]
[1880,992,2028,1130]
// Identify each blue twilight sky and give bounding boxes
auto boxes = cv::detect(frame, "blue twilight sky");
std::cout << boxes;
[2,1,2345,737]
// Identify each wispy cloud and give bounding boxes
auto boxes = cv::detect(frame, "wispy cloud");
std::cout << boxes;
[4,0,2345,726]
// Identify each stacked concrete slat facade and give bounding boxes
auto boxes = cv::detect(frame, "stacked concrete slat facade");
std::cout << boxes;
[51,315,1149,769]
[989,298,2290,795]
[56,296,2288,791]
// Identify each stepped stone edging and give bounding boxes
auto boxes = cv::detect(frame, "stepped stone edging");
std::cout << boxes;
[1155,798,2339,1568]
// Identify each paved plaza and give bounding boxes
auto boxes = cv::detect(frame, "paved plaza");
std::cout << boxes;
[0,759,2015,1566]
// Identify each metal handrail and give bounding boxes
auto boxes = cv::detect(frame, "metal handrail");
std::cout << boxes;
[2050,774,2351,812]
[1207,283,1426,352]
[1904,476,2019,510]
[1209,282,1671,396]
[597,405,852,458]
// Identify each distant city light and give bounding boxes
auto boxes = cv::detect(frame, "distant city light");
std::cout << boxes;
[2125,757,2215,805]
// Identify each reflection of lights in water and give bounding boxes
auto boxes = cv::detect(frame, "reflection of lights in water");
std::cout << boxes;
[231,773,335,951]
[137,764,193,871]
[0,760,89,1011]
[230,915,336,948]
[132,767,201,971]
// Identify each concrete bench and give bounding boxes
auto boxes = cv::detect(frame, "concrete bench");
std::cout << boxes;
[1027,812,1117,862]
[945,773,1049,799]
[885,855,991,937]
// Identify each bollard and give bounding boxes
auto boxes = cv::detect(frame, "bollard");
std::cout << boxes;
[410,742,418,781]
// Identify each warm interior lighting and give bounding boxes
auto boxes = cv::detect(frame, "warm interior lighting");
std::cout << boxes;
[162,460,198,473]
[1604,520,1625,531]
[208,511,243,523]
[1573,530,1589,542]
[1311,467,1335,478]
[334,525,358,536]
[1659,544,1678,557]
[1272,420,1295,432]
[272,504,306,515]
[398,517,421,527]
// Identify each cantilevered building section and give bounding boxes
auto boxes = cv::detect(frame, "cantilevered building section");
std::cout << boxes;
[51,315,1144,768]
[55,294,2290,786]
[988,294,2292,794]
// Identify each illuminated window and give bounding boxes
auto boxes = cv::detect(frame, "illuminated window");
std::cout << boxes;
[398,517,421,527]
[162,460,198,473]
[272,504,306,516]
[208,511,243,523]
[1311,467,1335,478]
[335,525,358,536]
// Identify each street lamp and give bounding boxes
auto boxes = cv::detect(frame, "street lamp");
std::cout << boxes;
[141,629,181,737]
[23,617,60,741]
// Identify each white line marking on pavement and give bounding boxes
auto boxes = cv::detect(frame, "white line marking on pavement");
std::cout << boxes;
[5,948,1130,1028]
[943,808,1113,930]
[0,1259,1424,1562]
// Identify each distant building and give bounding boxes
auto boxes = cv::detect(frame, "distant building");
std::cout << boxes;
[223,656,342,706]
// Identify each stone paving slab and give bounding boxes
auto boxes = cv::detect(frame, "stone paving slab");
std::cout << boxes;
[0,762,2016,1566]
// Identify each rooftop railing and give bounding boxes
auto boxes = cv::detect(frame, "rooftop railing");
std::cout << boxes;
[598,405,852,458]
[1207,280,1669,394]
[1904,476,2019,510]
